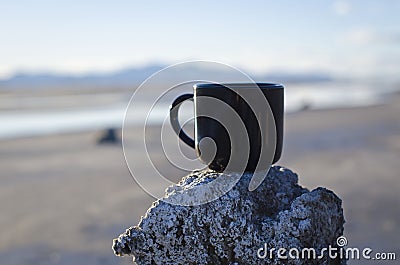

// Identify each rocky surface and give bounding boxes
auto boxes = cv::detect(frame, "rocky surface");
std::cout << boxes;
[112,166,345,264]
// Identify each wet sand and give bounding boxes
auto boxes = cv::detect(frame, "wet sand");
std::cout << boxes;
[0,95,399,264]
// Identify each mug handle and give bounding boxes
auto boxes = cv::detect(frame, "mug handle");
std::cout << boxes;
[169,94,195,148]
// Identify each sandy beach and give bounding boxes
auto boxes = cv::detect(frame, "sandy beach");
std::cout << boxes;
[1,94,399,265]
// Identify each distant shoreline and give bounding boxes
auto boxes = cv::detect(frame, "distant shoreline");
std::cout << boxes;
[1,82,398,141]
[0,93,396,142]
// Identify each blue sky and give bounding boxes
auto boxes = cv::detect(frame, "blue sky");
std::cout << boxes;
[0,0,399,79]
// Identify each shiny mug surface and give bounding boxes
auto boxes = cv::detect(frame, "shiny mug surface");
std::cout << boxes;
[169,83,284,172]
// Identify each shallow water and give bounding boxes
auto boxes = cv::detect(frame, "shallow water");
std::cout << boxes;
[0,82,392,140]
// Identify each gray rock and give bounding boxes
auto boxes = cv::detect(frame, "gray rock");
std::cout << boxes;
[112,166,345,264]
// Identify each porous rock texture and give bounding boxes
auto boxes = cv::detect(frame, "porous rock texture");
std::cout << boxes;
[112,166,345,264]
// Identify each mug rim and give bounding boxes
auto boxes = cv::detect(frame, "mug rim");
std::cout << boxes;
[194,82,283,90]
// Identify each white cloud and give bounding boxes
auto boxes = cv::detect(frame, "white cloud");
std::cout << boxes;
[343,28,400,45]
[346,28,375,45]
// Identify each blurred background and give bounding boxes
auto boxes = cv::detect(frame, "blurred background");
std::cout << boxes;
[0,1,399,264]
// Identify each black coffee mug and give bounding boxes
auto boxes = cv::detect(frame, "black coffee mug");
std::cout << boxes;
[170,83,284,172]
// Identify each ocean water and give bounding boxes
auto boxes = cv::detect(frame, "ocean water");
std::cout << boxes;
[0,82,392,140]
